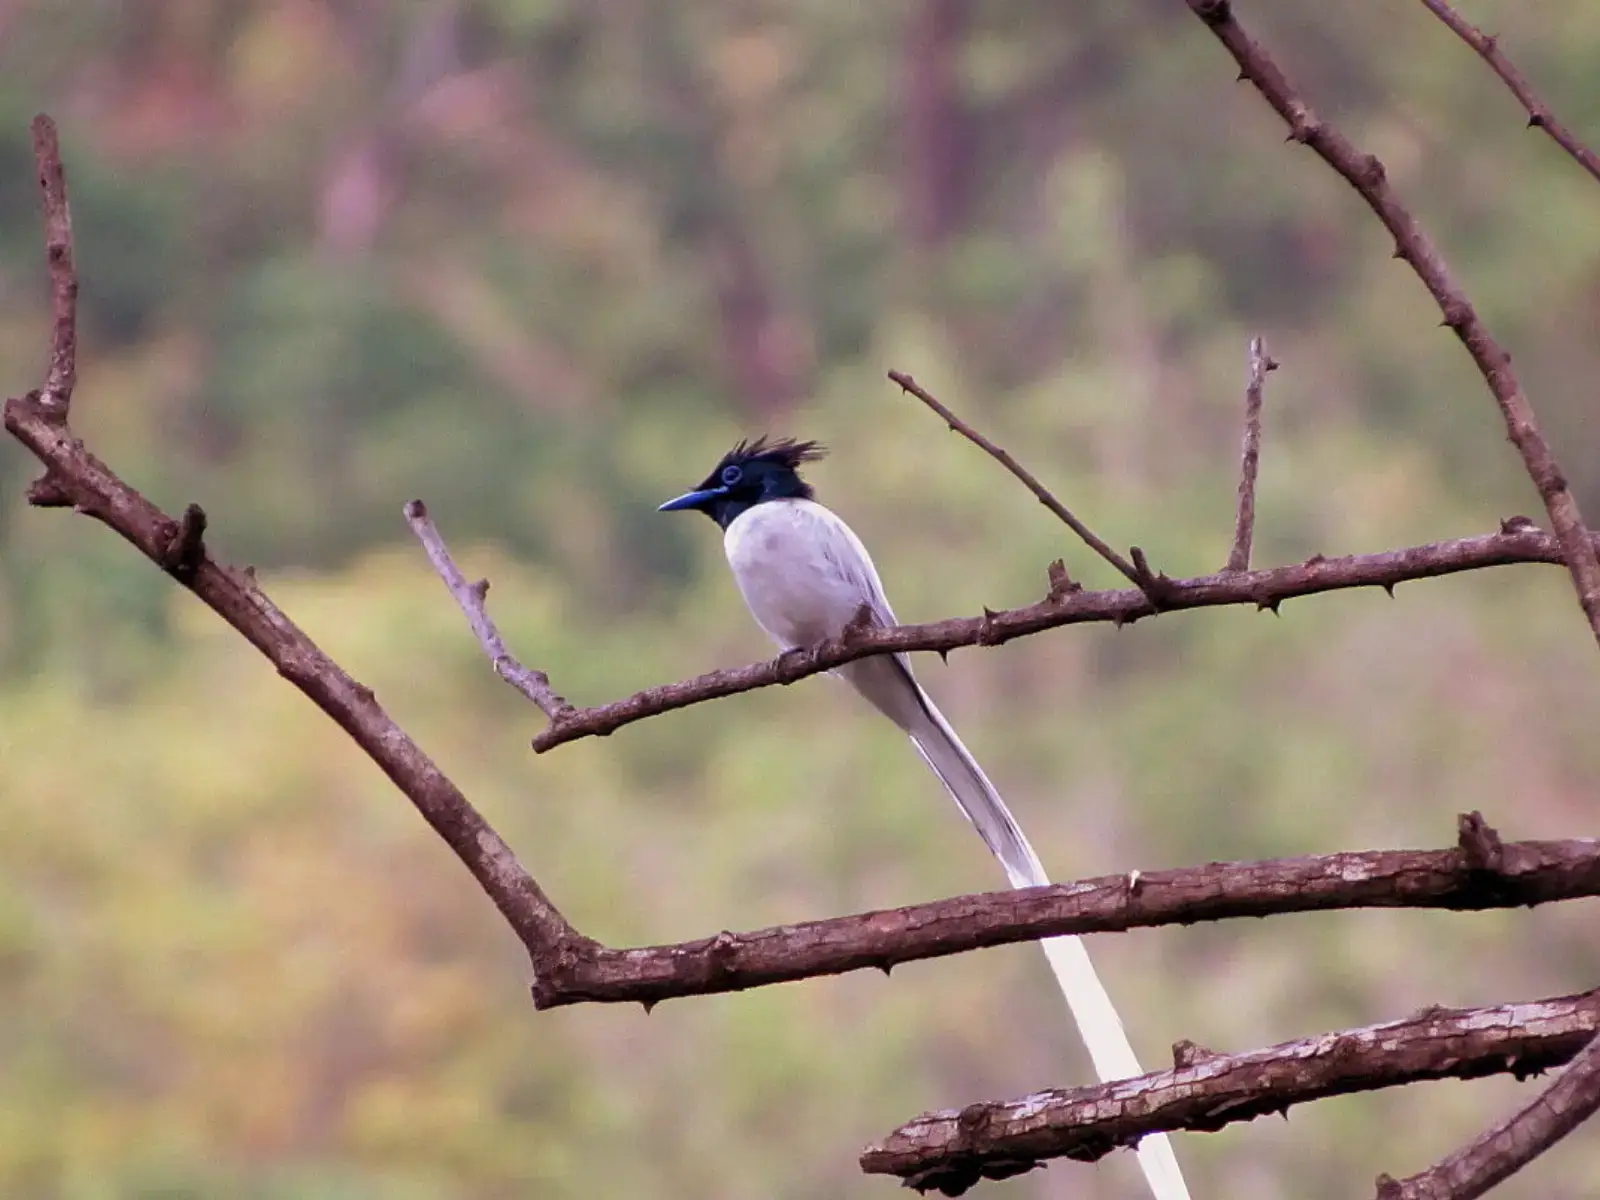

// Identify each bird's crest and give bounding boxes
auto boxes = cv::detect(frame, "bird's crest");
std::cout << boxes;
[718,436,827,473]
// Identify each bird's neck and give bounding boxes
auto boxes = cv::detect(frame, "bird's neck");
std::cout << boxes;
[712,493,801,531]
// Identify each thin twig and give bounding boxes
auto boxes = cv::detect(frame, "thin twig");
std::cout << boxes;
[531,826,1600,1009]
[1226,337,1276,573]
[887,369,1148,590]
[1375,1028,1600,1200]
[1186,0,1600,646]
[403,499,575,722]
[533,523,1574,751]
[30,114,75,420]
[1419,0,1600,187]
[861,990,1600,1195]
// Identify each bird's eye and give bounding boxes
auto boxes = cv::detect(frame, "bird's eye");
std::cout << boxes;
[720,464,744,486]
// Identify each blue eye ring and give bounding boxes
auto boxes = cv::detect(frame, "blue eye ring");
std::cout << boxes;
[720,464,744,486]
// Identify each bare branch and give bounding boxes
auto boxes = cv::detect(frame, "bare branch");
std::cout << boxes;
[1419,0,1600,188]
[30,114,75,421]
[530,828,1600,1010]
[534,524,1579,751]
[1376,1031,1600,1200]
[860,990,1600,1195]
[1225,337,1277,573]
[887,369,1148,590]
[1185,0,1600,644]
[3,120,589,978]
[403,498,575,722]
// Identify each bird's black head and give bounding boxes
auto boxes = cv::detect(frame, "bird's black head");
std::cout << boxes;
[658,436,825,529]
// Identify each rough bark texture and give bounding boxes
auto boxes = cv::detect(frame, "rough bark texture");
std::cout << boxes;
[533,526,1590,751]
[530,834,1600,1009]
[861,992,1600,1195]
[1375,1032,1600,1199]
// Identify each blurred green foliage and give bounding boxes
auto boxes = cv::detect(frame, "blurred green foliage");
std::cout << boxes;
[3,1,1600,1197]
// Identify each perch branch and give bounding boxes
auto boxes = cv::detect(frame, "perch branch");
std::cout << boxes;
[1419,0,1600,188]
[1376,1031,1600,1200]
[533,523,1587,751]
[1226,337,1276,573]
[860,990,1600,1195]
[3,114,591,980]
[887,369,1148,591]
[528,825,1600,1010]
[403,499,576,722]
[1185,0,1600,644]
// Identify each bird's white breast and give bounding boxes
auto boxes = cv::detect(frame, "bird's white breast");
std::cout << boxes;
[722,499,896,651]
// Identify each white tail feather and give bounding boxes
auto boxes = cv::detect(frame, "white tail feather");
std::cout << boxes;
[849,655,1191,1200]
[717,498,1189,1198]
[1038,938,1191,1199]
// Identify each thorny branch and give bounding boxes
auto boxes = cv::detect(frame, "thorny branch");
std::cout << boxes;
[860,990,1600,1196]
[1419,0,1600,188]
[532,523,1588,752]
[887,368,1148,591]
[1376,1031,1600,1200]
[1225,337,1276,573]
[527,825,1600,1010]
[1186,0,1600,646]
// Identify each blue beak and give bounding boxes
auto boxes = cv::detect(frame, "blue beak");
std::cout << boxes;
[658,485,728,513]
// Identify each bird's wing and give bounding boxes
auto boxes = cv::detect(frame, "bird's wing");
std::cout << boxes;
[808,503,901,627]
[797,504,948,734]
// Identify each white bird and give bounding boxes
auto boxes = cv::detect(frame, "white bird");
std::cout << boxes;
[660,437,1189,1200]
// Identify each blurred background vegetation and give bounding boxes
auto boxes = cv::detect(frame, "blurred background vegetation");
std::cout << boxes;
[2,2,1599,1197]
